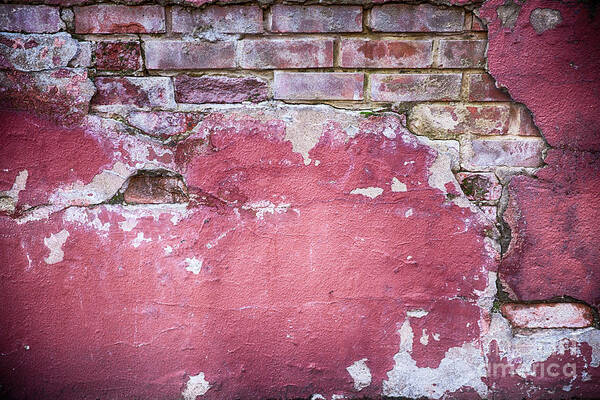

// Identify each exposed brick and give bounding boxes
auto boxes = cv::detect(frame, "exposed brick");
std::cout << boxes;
[174,75,269,104]
[0,68,94,125]
[74,5,165,34]
[468,73,511,101]
[472,14,486,31]
[408,104,511,138]
[274,72,363,101]
[144,40,236,70]
[0,32,78,72]
[95,41,141,71]
[126,111,204,139]
[124,172,188,204]
[69,41,92,68]
[438,39,487,68]
[456,172,501,202]
[172,5,263,34]
[508,104,541,137]
[270,5,362,33]
[239,39,334,69]
[370,74,461,102]
[339,39,433,68]
[463,138,546,169]
[369,4,464,32]
[92,77,175,110]
[0,5,64,33]
[501,303,594,329]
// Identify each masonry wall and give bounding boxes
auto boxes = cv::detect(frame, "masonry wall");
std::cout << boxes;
[0,1,598,399]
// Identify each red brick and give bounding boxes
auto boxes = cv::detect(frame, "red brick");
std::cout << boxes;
[370,73,461,102]
[124,172,188,204]
[0,5,63,33]
[369,4,464,32]
[174,75,269,104]
[239,39,333,69]
[274,72,363,101]
[501,303,594,329]
[144,40,236,70]
[463,138,546,169]
[409,104,511,138]
[172,5,263,34]
[438,40,487,68]
[508,104,541,137]
[270,5,362,33]
[74,5,165,34]
[95,41,141,71]
[468,73,510,101]
[92,77,175,110]
[456,172,501,202]
[339,39,432,68]
[126,111,204,139]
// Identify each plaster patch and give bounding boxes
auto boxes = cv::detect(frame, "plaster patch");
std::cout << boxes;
[407,309,428,318]
[43,229,70,265]
[182,372,211,400]
[131,232,151,248]
[530,8,562,34]
[391,177,407,192]
[0,170,28,213]
[350,187,383,199]
[383,320,487,398]
[346,359,372,391]
[185,257,203,274]
[242,200,291,219]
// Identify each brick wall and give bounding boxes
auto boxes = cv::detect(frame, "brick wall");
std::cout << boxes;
[1,1,598,399]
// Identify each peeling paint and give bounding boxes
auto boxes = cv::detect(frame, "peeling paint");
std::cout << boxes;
[182,372,211,400]
[43,229,69,264]
[346,359,371,391]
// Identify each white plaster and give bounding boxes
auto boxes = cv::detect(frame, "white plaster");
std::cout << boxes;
[131,232,151,248]
[405,208,414,218]
[420,329,429,345]
[383,319,487,399]
[350,187,384,199]
[164,245,173,255]
[185,257,203,274]
[407,309,428,318]
[182,372,211,400]
[242,200,291,219]
[43,229,70,265]
[346,359,372,391]
[0,170,28,213]
[391,177,407,192]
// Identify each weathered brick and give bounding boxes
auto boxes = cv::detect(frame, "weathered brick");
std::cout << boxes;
[126,111,204,139]
[0,68,94,125]
[462,138,546,169]
[472,14,486,31]
[74,5,165,34]
[369,4,464,32]
[144,40,236,70]
[468,73,510,101]
[0,5,64,33]
[92,77,175,110]
[339,39,433,68]
[456,172,501,202]
[270,5,362,33]
[69,41,92,68]
[95,41,141,71]
[172,5,263,34]
[408,104,511,138]
[174,75,269,104]
[438,39,487,68]
[124,171,188,204]
[370,74,461,102]
[274,72,364,101]
[501,303,594,329]
[239,39,333,69]
[508,104,541,136]
[0,33,78,72]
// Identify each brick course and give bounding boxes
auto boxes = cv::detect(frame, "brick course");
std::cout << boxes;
[74,5,165,34]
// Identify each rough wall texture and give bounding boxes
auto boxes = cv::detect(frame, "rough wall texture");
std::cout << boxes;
[0,1,598,399]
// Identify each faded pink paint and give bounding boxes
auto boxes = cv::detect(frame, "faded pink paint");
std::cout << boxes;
[0,110,497,399]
